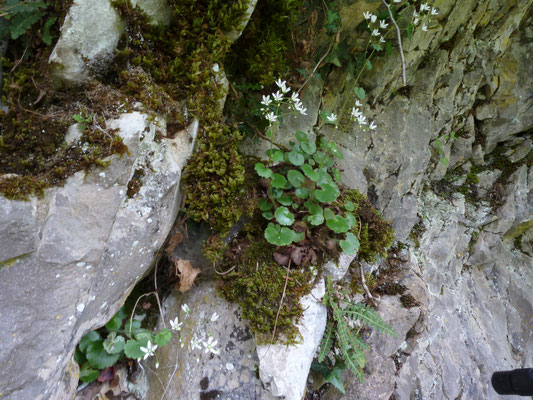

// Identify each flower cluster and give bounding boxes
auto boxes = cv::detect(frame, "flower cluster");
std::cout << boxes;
[260,79,307,123]
[413,2,439,32]
[172,307,221,360]
[350,100,377,130]
[363,10,389,44]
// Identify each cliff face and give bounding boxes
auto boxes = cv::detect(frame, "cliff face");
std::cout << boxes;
[0,0,531,399]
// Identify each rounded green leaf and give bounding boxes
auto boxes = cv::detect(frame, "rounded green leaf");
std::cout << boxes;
[317,168,335,186]
[324,208,336,221]
[105,307,127,331]
[287,150,305,166]
[79,331,102,353]
[315,183,340,203]
[295,131,308,142]
[271,187,284,199]
[305,201,322,215]
[262,211,273,220]
[259,198,273,211]
[344,200,355,211]
[333,168,342,184]
[124,319,142,337]
[124,339,145,360]
[326,216,350,233]
[74,348,87,365]
[354,86,366,100]
[301,164,319,181]
[103,332,125,355]
[255,163,273,178]
[301,140,317,155]
[79,362,100,383]
[271,173,287,188]
[278,194,293,206]
[345,212,356,228]
[275,206,295,226]
[295,187,310,199]
[287,169,305,188]
[327,143,343,160]
[266,149,284,163]
[265,223,298,246]
[86,340,121,369]
[313,151,333,167]
[155,329,172,347]
[340,232,360,255]
[307,213,324,226]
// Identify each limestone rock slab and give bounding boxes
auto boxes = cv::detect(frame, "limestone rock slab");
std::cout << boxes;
[0,113,197,400]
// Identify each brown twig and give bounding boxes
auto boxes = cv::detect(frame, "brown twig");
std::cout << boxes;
[360,263,380,304]
[297,43,332,94]
[382,0,407,86]
[214,264,237,275]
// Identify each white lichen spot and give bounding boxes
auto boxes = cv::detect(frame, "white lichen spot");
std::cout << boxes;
[76,262,85,267]
[147,218,152,223]
[226,363,234,371]
[76,303,85,313]
[55,274,61,278]
[86,265,92,270]
[100,302,108,310]
[119,190,124,195]
[99,172,106,178]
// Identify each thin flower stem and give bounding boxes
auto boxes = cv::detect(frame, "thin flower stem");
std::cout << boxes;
[382,0,407,85]
[297,43,333,95]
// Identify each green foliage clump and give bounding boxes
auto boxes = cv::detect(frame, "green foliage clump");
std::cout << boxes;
[226,0,304,85]
[312,278,396,392]
[342,189,394,262]
[0,0,58,43]
[75,307,172,383]
[182,123,246,233]
[217,236,314,343]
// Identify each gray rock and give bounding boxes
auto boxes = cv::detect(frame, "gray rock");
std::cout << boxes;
[257,279,327,400]
[49,0,125,85]
[147,280,276,400]
[322,252,356,282]
[0,113,197,400]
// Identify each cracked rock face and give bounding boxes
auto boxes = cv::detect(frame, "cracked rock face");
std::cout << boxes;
[0,113,197,400]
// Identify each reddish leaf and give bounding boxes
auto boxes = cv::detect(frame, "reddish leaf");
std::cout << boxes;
[97,366,115,383]
[166,231,184,254]
[274,252,290,266]
[174,259,201,293]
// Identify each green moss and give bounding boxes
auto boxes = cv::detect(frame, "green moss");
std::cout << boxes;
[342,189,395,262]
[217,236,314,344]
[226,0,304,85]
[400,294,418,308]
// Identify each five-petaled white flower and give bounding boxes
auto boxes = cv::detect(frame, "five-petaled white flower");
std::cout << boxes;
[370,14,377,23]
[422,24,428,32]
[291,92,300,103]
[372,29,380,36]
[203,336,220,355]
[140,340,158,360]
[327,113,337,123]
[170,317,183,331]
[261,95,272,106]
[431,7,439,15]
[266,112,278,123]
[355,100,362,107]
[363,11,372,20]
[351,107,362,118]
[369,121,377,130]
[380,20,388,29]
[190,336,202,351]
[357,115,367,125]
[420,3,430,12]
[275,79,290,93]
[181,304,190,315]
[272,91,283,102]
[380,36,386,43]
[210,312,219,322]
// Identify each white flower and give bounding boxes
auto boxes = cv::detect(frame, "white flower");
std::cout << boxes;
[291,92,300,103]
[363,11,372,20]
[357,114,367,125]
[422,24,428,32]
[140,340,158,360]
[155,361,160,369]
[380,20,388,29]
[261,95,272,106]
[275,79,290,93]
[380,36,386,43]
[294,101,307,115]
[203,336,220,355]
[190,336,202,351]
[420,3,430,12]
[210,312,219,322]
[393,0,401,2]
[431,7,439,15]
[414,16,419,25]
[355,100,362,107]
[272,91,283,102]
[370,14,377,24]
[326,113,337,123]
[351,107,362,118]
[369,121,377,130]
[266,112,278,123]
[372,29,380,36]
[181,304,190,315]
[170,317,183,331]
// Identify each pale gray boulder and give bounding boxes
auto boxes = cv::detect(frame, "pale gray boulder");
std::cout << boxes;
[0,113,197,400]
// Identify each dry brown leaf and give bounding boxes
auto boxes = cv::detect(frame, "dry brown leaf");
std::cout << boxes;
[174,258,201,293]
[166,231,184,254]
